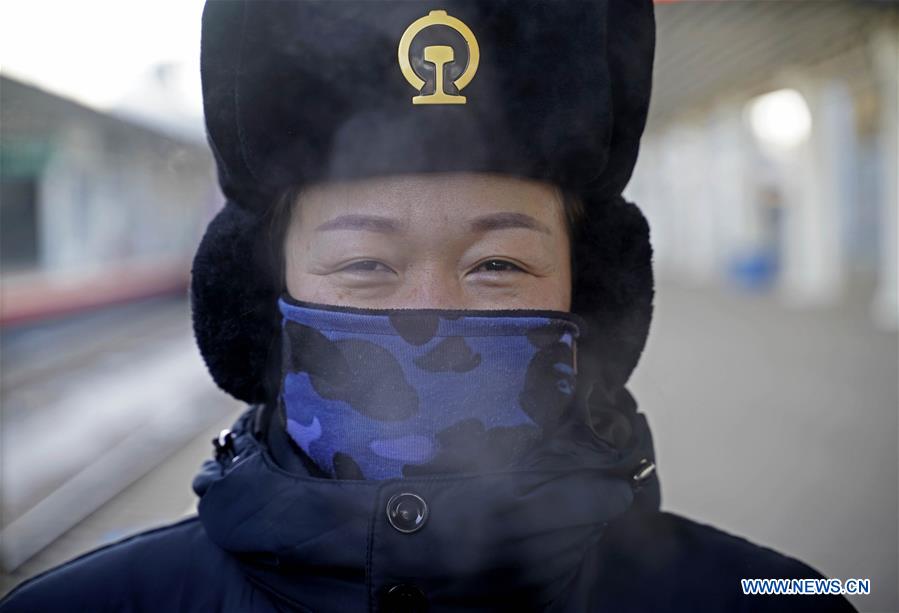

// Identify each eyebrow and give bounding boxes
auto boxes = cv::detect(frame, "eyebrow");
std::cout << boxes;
[314,214,404,234]
[313,211,552,235]
[468,212,552,235]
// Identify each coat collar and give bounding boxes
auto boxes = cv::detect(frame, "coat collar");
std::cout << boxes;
[193,385,660,611]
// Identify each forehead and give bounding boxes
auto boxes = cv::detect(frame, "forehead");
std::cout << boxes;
[294,172,564,226]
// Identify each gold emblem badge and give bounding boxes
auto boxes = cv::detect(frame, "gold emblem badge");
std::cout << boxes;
[397,10,479,105]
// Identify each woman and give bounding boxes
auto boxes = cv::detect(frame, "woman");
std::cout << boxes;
[1,1,856,611]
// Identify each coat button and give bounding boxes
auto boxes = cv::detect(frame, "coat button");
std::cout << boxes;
[380,583,428,612]
[385,492,428,534]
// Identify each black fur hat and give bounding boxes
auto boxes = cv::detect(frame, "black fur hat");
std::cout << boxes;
[191,0,656,406]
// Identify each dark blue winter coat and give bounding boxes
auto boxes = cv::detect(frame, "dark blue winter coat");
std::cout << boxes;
[1,401,857,612]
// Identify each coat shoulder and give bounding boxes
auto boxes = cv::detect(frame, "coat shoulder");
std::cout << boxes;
[0,517,250,613]
[590,510,857,612]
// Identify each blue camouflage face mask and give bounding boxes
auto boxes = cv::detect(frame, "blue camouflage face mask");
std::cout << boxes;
[277,293,585,480]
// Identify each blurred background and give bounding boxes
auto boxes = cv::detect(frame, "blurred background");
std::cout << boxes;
[0,1,896,611]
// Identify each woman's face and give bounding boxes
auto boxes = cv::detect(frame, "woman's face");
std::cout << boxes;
[283,172,572,310]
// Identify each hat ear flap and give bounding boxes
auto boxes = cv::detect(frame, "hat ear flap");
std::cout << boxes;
[571,195,654,392]
[190,200,281,404]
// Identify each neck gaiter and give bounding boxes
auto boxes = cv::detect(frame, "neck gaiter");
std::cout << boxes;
[277,294,585,480]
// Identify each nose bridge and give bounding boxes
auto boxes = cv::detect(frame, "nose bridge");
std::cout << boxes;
[403,261,465,309]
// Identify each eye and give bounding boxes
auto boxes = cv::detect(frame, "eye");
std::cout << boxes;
[339,260,394,274]
[471,259,525,274]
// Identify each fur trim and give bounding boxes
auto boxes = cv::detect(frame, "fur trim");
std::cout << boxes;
[571,194,654,394]
[190,201,281,403]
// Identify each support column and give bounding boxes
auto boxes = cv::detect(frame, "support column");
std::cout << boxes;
[779,77,850,306]
[871,28,899,329]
